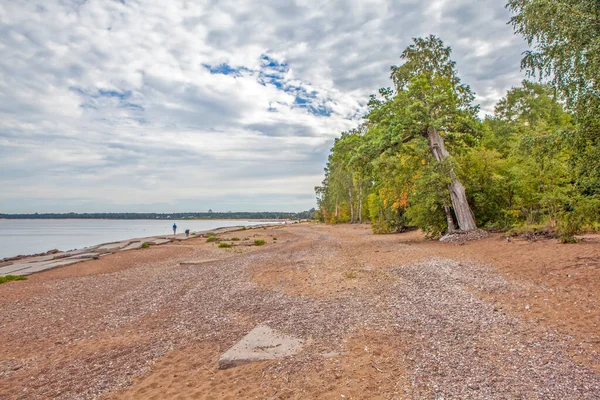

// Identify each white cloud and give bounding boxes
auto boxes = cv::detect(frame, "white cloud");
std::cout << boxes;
[0,0,527,212]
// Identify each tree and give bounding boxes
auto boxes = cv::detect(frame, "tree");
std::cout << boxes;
[507,0,600,198]
[374,35,480,232]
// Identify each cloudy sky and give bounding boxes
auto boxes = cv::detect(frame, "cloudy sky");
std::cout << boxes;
[0,0,527,213]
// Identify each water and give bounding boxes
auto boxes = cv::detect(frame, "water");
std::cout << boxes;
[0,219,276,259]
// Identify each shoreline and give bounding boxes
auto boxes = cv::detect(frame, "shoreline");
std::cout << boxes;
[0,222,292,276]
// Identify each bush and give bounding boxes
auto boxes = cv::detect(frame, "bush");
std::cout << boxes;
[273,237,277,240]
[254,239,265,246]
[344,272,357,279]
[141,242,150,249]
[0,275,27,284]
[242,226,247,230]
[231,237,240,241]
[206,237,219,243]
[207,232,216,237]
[218,242,232,248]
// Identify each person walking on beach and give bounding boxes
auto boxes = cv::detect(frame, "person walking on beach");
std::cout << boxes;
[172,223,177,235]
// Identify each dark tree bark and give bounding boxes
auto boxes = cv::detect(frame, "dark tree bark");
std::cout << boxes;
[443,201,457,233]
[426,127,478,232]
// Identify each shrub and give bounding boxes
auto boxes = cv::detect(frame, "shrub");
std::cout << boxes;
[241,226,247,230]
[0,275,27,284]
[206,237,219,243]
[231,237,240,241]
[191,232,197,236]
[254,239,265,246]
[344,272,357,279]
[141,242,150,249]
[207,232,216,237]
[273,237,277,240]
[218,242,232,248]
[559,235,580,244]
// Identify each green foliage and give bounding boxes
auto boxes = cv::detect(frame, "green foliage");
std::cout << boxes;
[206,236,219,243]
[0,275,27,284]
[230,237,240,241]
[141,242,150,249]
[316,28,600,238]
[254,239,265,246]
[344,272,358,279]
[218,242,232,248]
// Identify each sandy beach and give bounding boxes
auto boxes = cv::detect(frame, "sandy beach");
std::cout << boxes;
[1,223,599,399]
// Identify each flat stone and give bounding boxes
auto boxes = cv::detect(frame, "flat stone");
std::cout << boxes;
[218,325,303,369]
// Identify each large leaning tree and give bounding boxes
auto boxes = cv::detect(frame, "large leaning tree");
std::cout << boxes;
[379,35,480,232]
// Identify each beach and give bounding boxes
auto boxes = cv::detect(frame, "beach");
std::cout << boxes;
[0,219,283,260]
[1,223,599,399]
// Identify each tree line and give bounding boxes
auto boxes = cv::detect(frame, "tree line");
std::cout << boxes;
[1,210,316,220]
[315,0,599,239]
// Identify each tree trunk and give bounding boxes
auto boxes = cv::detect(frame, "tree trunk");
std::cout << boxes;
[335,201,339,218]
[443,201,457,233]
[358,186,363,224]
[348,187,354,223]
[427,127,477,232]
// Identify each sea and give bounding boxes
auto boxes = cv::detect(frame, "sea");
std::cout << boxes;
[0,219,277,259]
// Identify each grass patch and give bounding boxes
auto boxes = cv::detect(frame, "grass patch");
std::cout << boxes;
[559,235,581,244]
[141,242,151,249]
[254,239,265,246]
[242,226,247,231]
[344,272,358,279]
[0,275,27,284]
[207,232,216,237]
[218,242,232,248]
[231,237,240,241]
[206,236,219,243]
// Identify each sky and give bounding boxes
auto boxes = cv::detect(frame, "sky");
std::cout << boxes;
[0,0,528,213]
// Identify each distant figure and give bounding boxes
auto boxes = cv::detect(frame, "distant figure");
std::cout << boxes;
[172,223,177,235]
[185,229,190,237]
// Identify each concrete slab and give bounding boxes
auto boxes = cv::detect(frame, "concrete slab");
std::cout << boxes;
[150,238,171,245]
[179,259,220,266]
[97,242,129,252]
[0,263,35,276]
[218,325,303,369]
[68,253,100,260]
[119,241,144,251]
[12,259,84,276]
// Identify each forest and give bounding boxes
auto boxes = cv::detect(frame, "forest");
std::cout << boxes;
[315,0,600,241]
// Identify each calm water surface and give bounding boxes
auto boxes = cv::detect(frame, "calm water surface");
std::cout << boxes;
[0,219,275,259]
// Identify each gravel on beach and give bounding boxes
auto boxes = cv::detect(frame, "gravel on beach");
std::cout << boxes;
[0,224,599,399]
